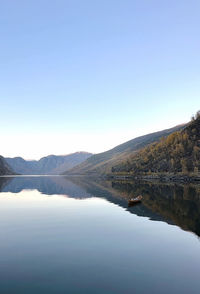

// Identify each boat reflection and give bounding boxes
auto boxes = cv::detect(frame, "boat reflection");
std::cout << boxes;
[0,176,200,236]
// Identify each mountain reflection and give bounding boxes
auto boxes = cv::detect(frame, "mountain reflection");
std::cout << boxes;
[0,176,200,236]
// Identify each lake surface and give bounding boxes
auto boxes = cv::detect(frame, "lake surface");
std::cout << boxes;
[0,176,200,294]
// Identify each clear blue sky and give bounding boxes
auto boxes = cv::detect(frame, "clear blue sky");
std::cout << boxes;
[0,0,199,159]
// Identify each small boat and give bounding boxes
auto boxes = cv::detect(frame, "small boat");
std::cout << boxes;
[128,195,143,206]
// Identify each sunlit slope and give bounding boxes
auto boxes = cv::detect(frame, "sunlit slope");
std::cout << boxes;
[112,112,200,175]
[64,124,185,175]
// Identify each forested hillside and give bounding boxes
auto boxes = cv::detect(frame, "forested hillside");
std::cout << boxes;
[112,111,200,175]
[64,125,184,175]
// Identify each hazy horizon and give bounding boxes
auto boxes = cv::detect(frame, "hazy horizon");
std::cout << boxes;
[2,120,189,160]
[1,0,199,159]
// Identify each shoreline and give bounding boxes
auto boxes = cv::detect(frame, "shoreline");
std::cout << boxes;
[107,173,200,183]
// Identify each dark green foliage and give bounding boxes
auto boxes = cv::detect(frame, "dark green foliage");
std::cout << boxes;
[112,111,200,175]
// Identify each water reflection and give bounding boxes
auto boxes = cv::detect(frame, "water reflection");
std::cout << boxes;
[1,176,200,236]
[1,176,200,294]
[110,180,200,236]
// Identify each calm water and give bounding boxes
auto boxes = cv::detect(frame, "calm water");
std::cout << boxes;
[0,176,200,294]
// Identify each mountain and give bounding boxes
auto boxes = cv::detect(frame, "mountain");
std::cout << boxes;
[64,124,185,175]
[5,157,38,175]
[0,155,14,175]
[5,152,92,175]
[37,152,93,174]
[112,111,200,175]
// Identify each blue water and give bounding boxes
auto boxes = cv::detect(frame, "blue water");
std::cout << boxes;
[0,176,200,294]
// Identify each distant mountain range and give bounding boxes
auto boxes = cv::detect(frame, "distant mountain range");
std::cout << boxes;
[0,156,14,175]
[5,152,92,175]
[2,112,199,177]
[64,124,185,175]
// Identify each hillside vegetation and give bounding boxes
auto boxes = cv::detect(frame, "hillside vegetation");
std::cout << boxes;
[65,125,185,175]
[112,111,200,175]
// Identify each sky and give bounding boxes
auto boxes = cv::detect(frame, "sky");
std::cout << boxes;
[0,0,200,159]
